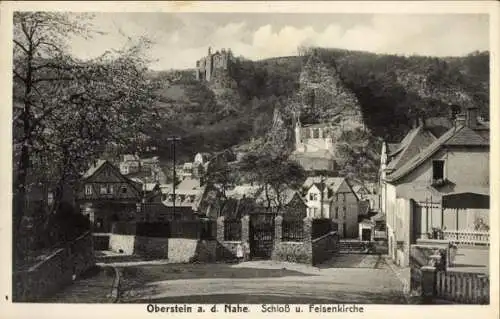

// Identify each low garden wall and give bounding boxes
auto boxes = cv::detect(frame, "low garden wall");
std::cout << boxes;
[109,234,136,255]
[13,231,95,302]
[272,217,339,265]
[103,220,227,262]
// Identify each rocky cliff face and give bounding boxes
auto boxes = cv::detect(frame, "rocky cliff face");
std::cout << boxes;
[290,51,365,138]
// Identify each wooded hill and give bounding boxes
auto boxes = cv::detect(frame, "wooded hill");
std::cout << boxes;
[145,48,489,163]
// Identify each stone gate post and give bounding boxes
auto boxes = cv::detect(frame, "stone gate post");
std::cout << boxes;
[275,215,283,245]
[217,216,225,242]
[421,265,437,303]
[241,215,250,243]
[303,217,313,264]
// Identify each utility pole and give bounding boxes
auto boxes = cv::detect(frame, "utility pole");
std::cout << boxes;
[167,136,181,217]
[320,175,325,219]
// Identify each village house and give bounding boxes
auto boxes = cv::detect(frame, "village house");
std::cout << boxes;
[303,177,360,238]
[156,177,213,221]
[76,160,144,233]
[226,184,261,200]
[119,154,141,175]
[380,105,489,266]
[119,154,161,177]
[255,187,308,220]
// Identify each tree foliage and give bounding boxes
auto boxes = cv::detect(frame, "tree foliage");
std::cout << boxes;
[334,128,382,185]
[13,12,160,256]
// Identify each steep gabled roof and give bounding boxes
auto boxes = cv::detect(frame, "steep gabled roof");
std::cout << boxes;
[386,126,437,171]
[444,126,489,146]
[304,177,345,195]
[81,159,143,194]
[82,159,107,179]
[255,188,304,207]
[386,125,489,183]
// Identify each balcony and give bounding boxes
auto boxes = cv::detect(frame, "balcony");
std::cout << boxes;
[431,178,448,187]
[442,230,489,246]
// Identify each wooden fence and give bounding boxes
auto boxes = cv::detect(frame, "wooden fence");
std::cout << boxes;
[442,230,489,246]
[436,271,489,304]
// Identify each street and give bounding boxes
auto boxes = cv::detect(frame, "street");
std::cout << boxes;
[118,254,407,304]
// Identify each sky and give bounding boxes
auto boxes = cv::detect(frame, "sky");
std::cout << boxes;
[68,13,490,70]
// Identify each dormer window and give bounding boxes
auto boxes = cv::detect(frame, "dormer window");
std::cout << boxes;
[309,193,318,201]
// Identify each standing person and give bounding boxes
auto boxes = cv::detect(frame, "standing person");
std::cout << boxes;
[236,242,244,263]
[243,241,250,261]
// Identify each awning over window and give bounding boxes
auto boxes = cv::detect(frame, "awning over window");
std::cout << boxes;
[442,192,489,209]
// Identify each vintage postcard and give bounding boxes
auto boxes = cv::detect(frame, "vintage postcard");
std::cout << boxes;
[0,1,498,319]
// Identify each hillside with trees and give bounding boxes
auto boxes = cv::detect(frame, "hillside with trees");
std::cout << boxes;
[144,48,489,177]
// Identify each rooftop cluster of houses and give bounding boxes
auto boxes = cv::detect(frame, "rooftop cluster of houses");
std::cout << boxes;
[74,146,380,239]
[37,99,487,253]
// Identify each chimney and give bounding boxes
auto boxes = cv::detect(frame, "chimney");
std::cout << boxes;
[455,113,466,127]
[411,117,419,129]
[418,117,426,128]
[465,105,478,129]
[449,104,461,122]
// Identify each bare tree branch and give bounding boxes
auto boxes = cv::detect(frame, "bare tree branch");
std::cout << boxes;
[13,40,30,54]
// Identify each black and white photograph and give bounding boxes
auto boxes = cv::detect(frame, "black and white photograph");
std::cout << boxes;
[1,1,498,316]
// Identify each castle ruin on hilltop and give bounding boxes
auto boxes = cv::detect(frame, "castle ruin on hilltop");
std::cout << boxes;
[195,47,235,88]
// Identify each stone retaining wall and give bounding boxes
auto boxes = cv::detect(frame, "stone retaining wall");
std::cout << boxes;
[13,232,95,302]
[109,234,135,255]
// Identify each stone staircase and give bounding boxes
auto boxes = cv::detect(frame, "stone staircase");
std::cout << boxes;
[339,240,370,253]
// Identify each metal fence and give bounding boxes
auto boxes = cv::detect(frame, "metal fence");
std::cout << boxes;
[136,222,171,238]
[312,219,334,239]
[112,220,216,239]
[224,219,242,241]
[200,219,217,240]
[282,220,304,241]
[111,221,137,235]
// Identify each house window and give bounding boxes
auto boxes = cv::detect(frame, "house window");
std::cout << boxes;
[121,186,127,194]
[335,207,339,219]
[313,128,319,139]
[309,193,318,201]
[343,206,346,218]
[85,184,92,195]
[100,184,113,195]
[432,160,445,181]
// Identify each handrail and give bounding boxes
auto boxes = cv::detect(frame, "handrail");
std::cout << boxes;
[312,231,337,243]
